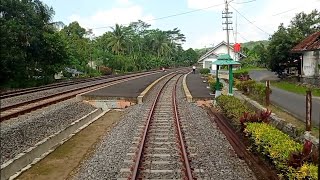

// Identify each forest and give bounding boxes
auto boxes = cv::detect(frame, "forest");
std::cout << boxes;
[0,0,199,88]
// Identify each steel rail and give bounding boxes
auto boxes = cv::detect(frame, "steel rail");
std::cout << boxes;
[130,74,176,180]
[172,75,194,179]
[0,71,162,99]
[0,72,161,122]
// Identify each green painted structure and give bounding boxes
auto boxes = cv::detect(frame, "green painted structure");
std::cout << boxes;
[212,54,240,95]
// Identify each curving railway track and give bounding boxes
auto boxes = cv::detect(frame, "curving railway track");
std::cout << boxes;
[0,71,162,122]
[119,73,195,179]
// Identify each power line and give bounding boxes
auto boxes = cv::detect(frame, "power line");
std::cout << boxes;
[232,0,256,4]
[230,4,271,36]
[92,2,225,30]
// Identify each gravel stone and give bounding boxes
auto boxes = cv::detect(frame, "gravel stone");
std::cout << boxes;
[1,79,113,108]
[0,98,96,164]
[176,77,256,179]
[72,75,171,180]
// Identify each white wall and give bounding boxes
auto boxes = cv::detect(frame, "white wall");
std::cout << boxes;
[214,45,239,61]
[303,51,319,77]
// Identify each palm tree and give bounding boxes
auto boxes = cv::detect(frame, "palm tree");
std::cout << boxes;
[107,24,128,55]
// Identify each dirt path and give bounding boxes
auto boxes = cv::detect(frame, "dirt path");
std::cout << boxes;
[16,110,123,180]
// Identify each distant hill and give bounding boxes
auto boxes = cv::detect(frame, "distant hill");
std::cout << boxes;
[241,40,269,49]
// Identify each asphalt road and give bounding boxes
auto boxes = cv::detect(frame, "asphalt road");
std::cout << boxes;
[249,70,320,127]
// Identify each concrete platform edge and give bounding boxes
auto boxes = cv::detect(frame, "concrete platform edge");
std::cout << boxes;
[183,72,193,103]
[137,72,174,104]
[1,108,108,180]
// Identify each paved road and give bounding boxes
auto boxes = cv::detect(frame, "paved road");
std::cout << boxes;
[249,70,320,127]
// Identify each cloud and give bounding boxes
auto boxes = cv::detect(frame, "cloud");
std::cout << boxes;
[184,31,227,49]
[67,5,154,36]
[234,0,319,42]
[116,0,132,6]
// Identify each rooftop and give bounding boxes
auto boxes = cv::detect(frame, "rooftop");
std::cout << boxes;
[291,31,320,52]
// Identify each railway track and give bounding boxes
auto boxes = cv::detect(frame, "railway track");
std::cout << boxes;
[0,71,162,99]
[0,71,162,122]
[118,74,196,179]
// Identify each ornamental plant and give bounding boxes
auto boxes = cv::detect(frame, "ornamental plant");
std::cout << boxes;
[200,68,210,75]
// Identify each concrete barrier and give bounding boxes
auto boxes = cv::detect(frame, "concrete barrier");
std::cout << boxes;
[1,108,108,180]
[183,72,193,102]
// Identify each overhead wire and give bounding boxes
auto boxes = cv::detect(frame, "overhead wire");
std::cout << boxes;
[91,2,225,29]
[229,4,271,36]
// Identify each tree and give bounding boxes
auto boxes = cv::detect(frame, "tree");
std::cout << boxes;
[267,10,320,71]
[107,24,129,55]
[0,0,68,87]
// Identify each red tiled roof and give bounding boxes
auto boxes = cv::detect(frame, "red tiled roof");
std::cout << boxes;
[291,31,320,52]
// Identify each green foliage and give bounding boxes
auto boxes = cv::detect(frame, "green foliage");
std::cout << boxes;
[288,163,318,180]
[200,68,210,74]
[233,69,249,79]
[0,0,68,88]
[216,95,253,122]
[235,80,269,103]
[209,81,223,92]
[272,81,320,97]
[267,10,320,71]
[1,1,196,88]
[245,123,318,179]
[242,40,269,50]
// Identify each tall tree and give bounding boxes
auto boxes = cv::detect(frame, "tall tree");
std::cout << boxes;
[267,10,320,71]
[0,0,68,87]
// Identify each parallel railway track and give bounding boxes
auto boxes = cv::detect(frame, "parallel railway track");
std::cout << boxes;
[119,73,195,179]
[0,71,162,122]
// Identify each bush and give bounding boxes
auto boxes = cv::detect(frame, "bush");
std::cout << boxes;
[200,68,210,75]
[245,123,303,171]
[288,163,318,180]
[235,80,255,93]
[233,69,249,79]
[209,81,223,92]
[216,95,253,122]
[99,66,112,75]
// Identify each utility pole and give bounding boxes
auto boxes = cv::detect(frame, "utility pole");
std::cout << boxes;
[222,0,233,56]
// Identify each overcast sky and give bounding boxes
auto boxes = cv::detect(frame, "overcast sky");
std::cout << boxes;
[42,0,319,49]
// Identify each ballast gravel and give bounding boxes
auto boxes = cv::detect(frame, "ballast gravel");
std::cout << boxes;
[176,78,256,179]
[0,78,111,108]
[72,76,169,180]
[0,99,96,164]
[73,75,256,179]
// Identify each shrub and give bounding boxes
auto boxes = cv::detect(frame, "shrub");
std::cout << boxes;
[244,123,317,178]
[235,80,255,93]
[233,69,249,79]
[216,95,253,121]
[99,66,112,75]
[239,109,272,126]
[288,163,318,180]
[200,68,210,75]
[209,81,223,92]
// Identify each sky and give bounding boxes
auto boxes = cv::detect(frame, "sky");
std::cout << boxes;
[42,0,320,49]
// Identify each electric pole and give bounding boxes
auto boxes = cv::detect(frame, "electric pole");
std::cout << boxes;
[222,0,233,56]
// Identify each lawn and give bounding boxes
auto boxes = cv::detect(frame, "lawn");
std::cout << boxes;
[271,81,320,97]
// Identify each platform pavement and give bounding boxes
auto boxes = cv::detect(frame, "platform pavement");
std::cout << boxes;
[185,71,213,101]
[83,71,171,99]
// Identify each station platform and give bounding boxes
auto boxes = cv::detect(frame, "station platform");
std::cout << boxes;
[78,71,172,109]
[186,72,213,101]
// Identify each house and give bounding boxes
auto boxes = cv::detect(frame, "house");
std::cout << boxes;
[292,31,320,86]
[197,41,246,70]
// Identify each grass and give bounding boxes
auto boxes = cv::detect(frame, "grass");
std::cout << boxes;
[271,81,320,97]
[245,93,319,138]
